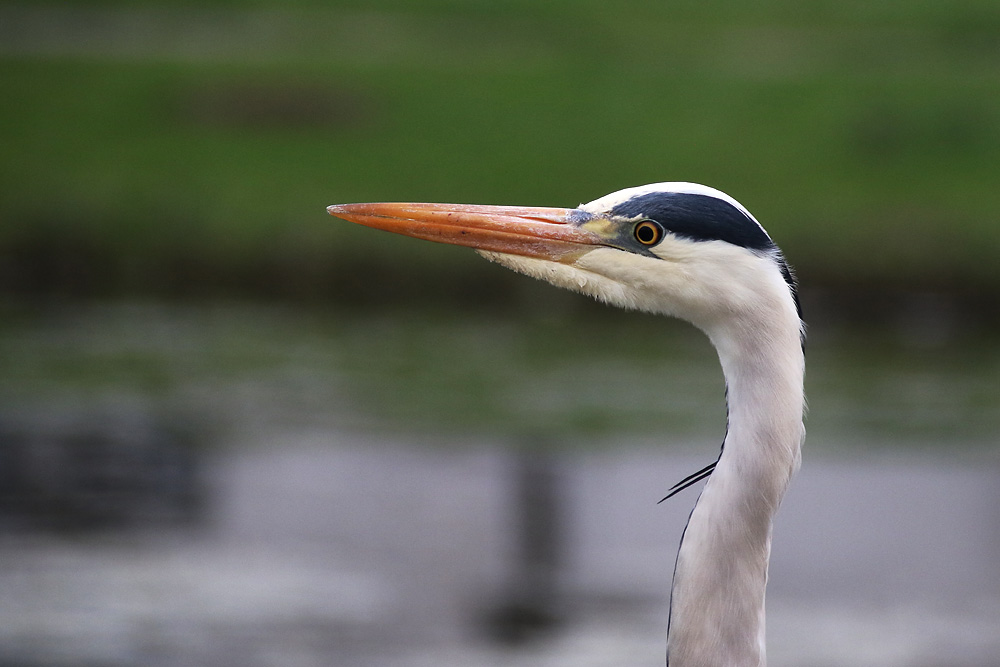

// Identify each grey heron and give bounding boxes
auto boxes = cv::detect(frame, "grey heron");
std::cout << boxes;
[327,183,806,666]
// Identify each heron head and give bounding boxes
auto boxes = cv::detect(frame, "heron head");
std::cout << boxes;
[328,183,799,332]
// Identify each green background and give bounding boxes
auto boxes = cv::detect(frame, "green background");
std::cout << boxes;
[4,0,1000,300]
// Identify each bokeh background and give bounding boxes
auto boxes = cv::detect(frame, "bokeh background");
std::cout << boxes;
[1,1,999,665]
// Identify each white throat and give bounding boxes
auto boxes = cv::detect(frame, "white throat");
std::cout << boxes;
[666,294,805,667]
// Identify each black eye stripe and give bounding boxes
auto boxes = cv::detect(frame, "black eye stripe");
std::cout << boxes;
[612,192,774,251]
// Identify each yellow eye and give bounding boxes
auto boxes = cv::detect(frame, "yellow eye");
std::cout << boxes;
[634,220,663,246]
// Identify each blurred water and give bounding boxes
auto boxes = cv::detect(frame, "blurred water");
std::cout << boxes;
[0,433,997,666]
[0,303,998,666]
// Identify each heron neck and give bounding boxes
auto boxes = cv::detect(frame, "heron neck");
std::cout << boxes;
[666,319,805,667]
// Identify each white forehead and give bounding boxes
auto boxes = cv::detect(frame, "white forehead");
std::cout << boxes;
[579,182,760,224]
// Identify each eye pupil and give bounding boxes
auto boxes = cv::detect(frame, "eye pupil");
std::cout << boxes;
[635,221,661,245]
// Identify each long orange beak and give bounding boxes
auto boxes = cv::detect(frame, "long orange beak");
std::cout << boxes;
[327,202,605,262]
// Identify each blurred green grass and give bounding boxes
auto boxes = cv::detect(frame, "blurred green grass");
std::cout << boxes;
[3,301,997,447]
[2,1,1000,296]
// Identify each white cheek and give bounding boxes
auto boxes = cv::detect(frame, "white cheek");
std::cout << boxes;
[573,242,718,319]
[476,249,638,308]
[477,241,797,341]
[577,242,794,329]
[477,242,729,322]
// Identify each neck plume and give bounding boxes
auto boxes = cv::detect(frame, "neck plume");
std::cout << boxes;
[666,297,805,667]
